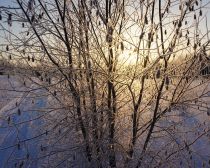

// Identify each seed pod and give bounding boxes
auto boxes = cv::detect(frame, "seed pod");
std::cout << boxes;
[179,5,182,10]
[133,47,137,52]
[8,13,12,26]
[195,0,198,6]
[17,143,20,150]
[22,22,24,27]
[106,34,112,43]
[207,108,210,116]
[194,43,197,50]
[6,45,9,51]
[164,30,167,35]
[185,21,187,25]
[8,15,12,22]
[88,60,92,70]
[122,12,125,19]
[7,116,10,124]
[166,7,169,13]
[120,42,124,51]
[156,69,160,79]
[31,15,35,22]
[28,0,33,11]
[38,14,42,19]
[165,76,170,85]
[34,71,41,77]
[40,145,43,151]
[0,13,2,20]
[145,15,148,24]
[179,31,182,38]
[148,32,151,40]
[185,2,189,6]
[32,56,34,62]
[151,36,154,42]
[54,90,57,96]
[187,39,190,46]
[28,56,30,61]
[9,55,11,60]
[18,109,21,115]
[178,21,182,27]
[96,10,99,16]
[186,76,188,83]
[194,14,196,20]
[140,32,144,39]
[185,33,188,39]
[200,10,202,16]
[48,78,51,84]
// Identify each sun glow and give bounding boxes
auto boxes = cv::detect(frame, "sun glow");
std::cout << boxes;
[119,49,138,65]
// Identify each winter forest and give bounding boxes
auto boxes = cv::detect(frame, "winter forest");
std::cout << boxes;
[0,0,210,167]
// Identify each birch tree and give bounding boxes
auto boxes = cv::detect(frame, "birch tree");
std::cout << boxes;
[0,0,210,167]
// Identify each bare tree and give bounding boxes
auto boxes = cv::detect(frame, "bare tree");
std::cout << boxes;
[0,0,210,167]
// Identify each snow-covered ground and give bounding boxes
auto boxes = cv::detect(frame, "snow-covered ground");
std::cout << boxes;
[0,75,87,168]
[1,75,210,167]
[0,76,48,167]
[133,79,210,167]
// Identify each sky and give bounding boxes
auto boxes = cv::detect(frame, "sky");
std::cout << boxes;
[0,0,18,8]
[0,0,210,62]
[0,0,20,48]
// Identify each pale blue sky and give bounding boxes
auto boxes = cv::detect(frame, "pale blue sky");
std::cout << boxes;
[0,0,210,45]
[0,0,18,7]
